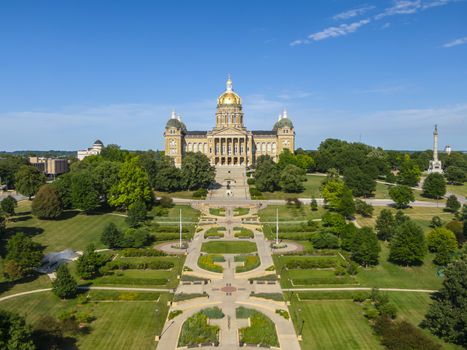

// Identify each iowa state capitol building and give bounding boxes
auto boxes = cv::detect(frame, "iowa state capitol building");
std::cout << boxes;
[164,77,295,167]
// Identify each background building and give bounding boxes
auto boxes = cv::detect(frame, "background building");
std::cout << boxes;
[77,139,104,160]
[164,77,295,167]
[29,157,69,176]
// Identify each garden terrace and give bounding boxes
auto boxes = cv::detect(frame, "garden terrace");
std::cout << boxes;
[204,226,226,239]
[177,309,222,347]
[236,307,279,347]
[197,254,225,273]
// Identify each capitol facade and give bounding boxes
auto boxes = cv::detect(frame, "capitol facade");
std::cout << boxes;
[164,77,295,167]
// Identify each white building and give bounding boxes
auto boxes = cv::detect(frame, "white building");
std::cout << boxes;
[77,140,104,161]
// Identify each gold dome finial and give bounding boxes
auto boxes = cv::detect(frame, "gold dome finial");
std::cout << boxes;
[226,73,233,92]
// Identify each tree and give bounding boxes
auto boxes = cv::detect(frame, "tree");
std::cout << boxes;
[126,200,147,227]
[4,233,43,279]
[1,195,17,216]
[92,160,121,202]
[389,221,426,266]
[375,209,396,241]
[14,165,45,199]
[422,173,446,199]
[351,227,380,267]
[343,166,376,197]
[427,227,458,253]
[153,156,182,192]
[355,199,374,217]
[321,212,346,235]
[337,188,355,219]
[321,178,345,210]
[0,310,35,350]
[76,244,107,279]
[445,220,465,247]
[279,164,305,193]
[32,184,63,219]
[52,173,73,209]
[430,216,443,228]
[397,159,421,187]
[389,185,414,209]
[445,195,461,213]
[101,222,124,249]
[123,227,151,248]
[52,264,77,299]
[109,156,153,208]
[70,171,100,212]
[445,166,465,185]
[180,152,215,190]
[100,144,127,162]
[310,198,318,211]
[311,231,339,249]
[0,214,6,236]
[421,254,467,347]
[254,156,280,192]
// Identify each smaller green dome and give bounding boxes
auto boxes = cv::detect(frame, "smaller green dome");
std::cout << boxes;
[273,118,294,131]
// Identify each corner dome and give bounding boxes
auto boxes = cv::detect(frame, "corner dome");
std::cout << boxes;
[217,76,242,105]
[273,111,294,131]
[93,139,103,145]
[165,111,187,132]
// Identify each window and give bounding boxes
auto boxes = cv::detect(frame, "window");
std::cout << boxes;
[267,143,271,152]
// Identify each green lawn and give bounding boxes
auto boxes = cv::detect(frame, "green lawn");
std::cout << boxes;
[0,291,171,350]
[259,204,325,222]
[209,208,225,217]
[150,204,200,223]
[234,207,250,216]
[252,174,324,200]
[289,299,383,350]
[201,241,257,254]
[7,201,127,252]
[374,182,446,203]
[155,190,201,199]
[447,183,467,197]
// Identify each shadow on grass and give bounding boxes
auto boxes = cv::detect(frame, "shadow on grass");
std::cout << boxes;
[0,272,42,296]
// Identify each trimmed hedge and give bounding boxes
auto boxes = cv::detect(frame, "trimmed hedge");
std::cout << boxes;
[104,260,174,271]
[292,276,357,285]
[296,291,370,301]
[284,257,336,269]
[120,248,167,257]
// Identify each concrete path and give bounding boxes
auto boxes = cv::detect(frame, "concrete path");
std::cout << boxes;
[282,287,436,293]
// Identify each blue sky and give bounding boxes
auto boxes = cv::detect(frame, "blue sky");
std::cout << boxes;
[1,0,466,151]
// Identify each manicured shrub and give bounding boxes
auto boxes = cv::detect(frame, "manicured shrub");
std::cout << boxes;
[284,257,336,269]
[193,188,208,198]
[311,231,339,249]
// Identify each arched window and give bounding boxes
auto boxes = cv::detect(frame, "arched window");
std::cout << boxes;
[262,143,266,152]
[267,143,271,152]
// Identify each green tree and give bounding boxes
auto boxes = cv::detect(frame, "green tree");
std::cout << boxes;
[52,173,73,209]
[354,199,374,217]
[430,216,443,228]
[14,165,46,199]
[181,152,215,190]
[295,153,315,172]
[389,221,426,266]
[311,231,339,249]
[100,144,128,162]
[397,159,421,187]
[280,164,305,193]
[93,160,121,202]
[444,166,466,185]
[321,178,345,210]
[154,157,182,192]
[254,156,280,192]
[343,166,376,197]
[71,171,100,212]
[0,214,6,236]
[422,173,446,199]
[445,220,465,247]
[351,227,380,267]
[445,195,461,213]
[0,310,36,350]
[321,212,346,235]
[1,195,17,216]
[310,198,318,211]
[126,200,147,227]
[338,188,355,219]
[32,184,63,219]
[427,227,458,253]
[4,233,43,279]
[0,156,28,188]
[389,185,414,209]
[101,222,124,249]
[123,227,151,248]
[375,209,396,241]
[52,264,77,299]
[421,254,467,347]
[76,244,106,279]
[109,157,153,208]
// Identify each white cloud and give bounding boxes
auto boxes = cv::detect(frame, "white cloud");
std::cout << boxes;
[333,6,375,20]
[299,19,371,44]
[442,36,467,48]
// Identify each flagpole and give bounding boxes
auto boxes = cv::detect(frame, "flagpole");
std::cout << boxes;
[276,208,279,245]
[179,209,182,248]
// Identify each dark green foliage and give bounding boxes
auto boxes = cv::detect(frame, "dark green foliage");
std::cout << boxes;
[445,220,465,246]
[101,222,124,248]
[100,144,127,162]
[430,216,443,228]
[200,307,224,319]
[445,166,466,185]
[70,171,100,212]
[0,310,36,350]
[120,248,166,257]
[321,212,346,234]
[375,209,396,241]
[32,184,63,219]
[389,185,415,209]
[355,199,374,217]
[0,156,28,188]
[159,196,173,208]
[4,233,43,279]
[337,188,356,219]
[177,312,219,347]
[389,221,426,266]
[76,244,110,279]
[340,223,358,251]
[193,188,208,198]
[343,166,376,197]
[180,152,215,190]
[254,156,280,192]
[279,164,305,193]
[15,165,46,199]
[123,227,151,248]
[104,259,174,271]
[125,200,147,227]
[374,316,441,350]
[422,254,467,347]
[351,227,380,267]
[52,264,77,299]
[153,156,182,192]
[445,195,461,213]
[1,195,17,216]
[284,257,336,269]
[310,197,318,211]
[311,231,339,249]
[0,215,6,236]
[52,174,73,209]
[397,159,421,187]
[422,173,446,199]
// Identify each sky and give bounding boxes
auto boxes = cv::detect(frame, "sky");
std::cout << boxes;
[0,0,466,152]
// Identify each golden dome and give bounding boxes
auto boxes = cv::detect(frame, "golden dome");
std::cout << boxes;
[217,76,242,105]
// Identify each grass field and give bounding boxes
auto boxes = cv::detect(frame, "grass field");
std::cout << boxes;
[356,206,455,232]
[259,204,325,222]
[150,204,200,223]
[252,174,324,200]
[289,299,383,350]
[0,291,171,350]
[201,241,257,254]
[447,183,467,197]
[7,201,127,252]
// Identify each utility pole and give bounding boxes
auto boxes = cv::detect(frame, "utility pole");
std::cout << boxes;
[276,208,279,245]
[179,209,182,248]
